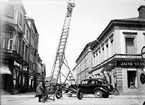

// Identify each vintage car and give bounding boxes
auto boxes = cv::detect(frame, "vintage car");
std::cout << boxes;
[76,78,112,99]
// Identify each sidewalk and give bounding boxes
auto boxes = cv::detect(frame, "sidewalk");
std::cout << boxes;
[1,92,36,98]
[110,94,145,99]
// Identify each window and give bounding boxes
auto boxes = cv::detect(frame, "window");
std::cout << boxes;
[109,34,114,56]
[98,48,101,63]
[125,37,135,54]
[22,41,25,59]
[101,45,104,62]
[19,13,22,26]
[95,52,98,65]
[4,4,14,18]
[127,71,137,89]
[2,32,11,49]
[110,39,113,56]
[26,30,29,40]
[106,43,108,59]
[17,37,20,54]
[25,45,28,61]
[8,39,13,50]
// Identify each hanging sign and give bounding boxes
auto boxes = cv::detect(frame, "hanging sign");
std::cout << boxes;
[141,46,145,59]
[140,73,145,84]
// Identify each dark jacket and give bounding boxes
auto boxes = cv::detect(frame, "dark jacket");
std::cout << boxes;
[36,84,45,96]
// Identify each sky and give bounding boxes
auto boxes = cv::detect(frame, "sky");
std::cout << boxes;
[21,0,143,77]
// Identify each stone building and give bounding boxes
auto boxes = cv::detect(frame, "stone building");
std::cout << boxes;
[73,40,95,83]
[0,0,45,94]
[90,4,145,95]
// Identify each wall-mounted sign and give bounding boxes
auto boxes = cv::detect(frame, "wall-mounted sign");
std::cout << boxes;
[140,73,145,84]
[141,46,145,59]
[116,60,145,68]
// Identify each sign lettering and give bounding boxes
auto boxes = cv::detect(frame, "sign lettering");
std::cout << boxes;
[116,60,145,68]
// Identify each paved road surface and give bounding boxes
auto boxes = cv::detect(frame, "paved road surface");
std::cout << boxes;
[1,93,145,105]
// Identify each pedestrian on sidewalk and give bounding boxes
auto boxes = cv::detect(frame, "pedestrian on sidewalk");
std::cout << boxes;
[35,81,45,102]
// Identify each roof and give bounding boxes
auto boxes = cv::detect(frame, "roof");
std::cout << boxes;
[91,17,145,50]
[118,17,145,22]
[75,40,96,63]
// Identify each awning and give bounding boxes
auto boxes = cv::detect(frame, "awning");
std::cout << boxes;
[92,67,104,75]
[0,66,12,75]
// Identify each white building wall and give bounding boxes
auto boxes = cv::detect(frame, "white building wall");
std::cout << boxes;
[119,30,145,54]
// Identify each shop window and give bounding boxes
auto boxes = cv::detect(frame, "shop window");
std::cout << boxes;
[127,71,137,89]
[125,37,135,54]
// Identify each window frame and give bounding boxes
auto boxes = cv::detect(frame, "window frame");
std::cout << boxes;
[123,32,137,54]
[127,69,138,89]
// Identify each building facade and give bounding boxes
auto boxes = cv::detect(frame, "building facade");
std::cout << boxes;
[0,0,29,94]
[90,4,145,95]
[26,17,39,91]
[74,41,95,83]
[0,0,45,94]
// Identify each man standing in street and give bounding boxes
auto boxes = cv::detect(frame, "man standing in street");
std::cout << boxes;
[36,81,45,102]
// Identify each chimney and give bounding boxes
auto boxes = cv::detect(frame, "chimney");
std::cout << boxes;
[138,5,145,18]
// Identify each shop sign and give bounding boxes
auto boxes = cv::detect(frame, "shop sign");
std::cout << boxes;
[141,46,145,59]
[116,61,145,68]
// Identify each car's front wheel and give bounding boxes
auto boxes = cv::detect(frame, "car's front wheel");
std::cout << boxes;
[103,92,109,98]
[77,89,83,100]
[94,90,103,98]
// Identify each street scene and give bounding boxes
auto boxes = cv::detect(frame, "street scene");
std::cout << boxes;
[0,0,145,105]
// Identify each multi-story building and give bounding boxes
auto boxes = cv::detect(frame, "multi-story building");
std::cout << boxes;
[90,4,145,95]
[0,0,29,94]
[73,40,95,83]
[0,0,45,94]
[26,17,39,91]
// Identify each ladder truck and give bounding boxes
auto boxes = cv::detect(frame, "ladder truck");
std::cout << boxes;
[45,0,75,101]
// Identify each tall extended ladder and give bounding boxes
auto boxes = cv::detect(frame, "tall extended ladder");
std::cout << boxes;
[50,1,75,84]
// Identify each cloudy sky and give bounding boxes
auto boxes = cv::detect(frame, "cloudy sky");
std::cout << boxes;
[22,0,143,77]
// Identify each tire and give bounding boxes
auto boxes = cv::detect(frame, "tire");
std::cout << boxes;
[103,92,109,98]
[77,89,83,100]
[94,90,103,98]
[67,91,72,97]
[55,90,62,99]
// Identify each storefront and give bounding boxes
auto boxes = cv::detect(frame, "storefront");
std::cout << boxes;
[91,57,145,95]
[115,59,145,94]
